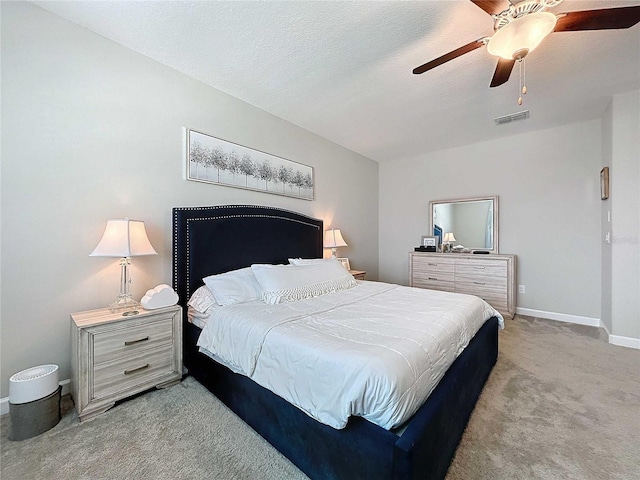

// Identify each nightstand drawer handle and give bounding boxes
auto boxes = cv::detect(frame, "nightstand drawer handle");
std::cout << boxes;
[474,266,486,269]
[474,282,486,285]
[124,364,149,375]
[124,336,149,346]
[428,277,438,280]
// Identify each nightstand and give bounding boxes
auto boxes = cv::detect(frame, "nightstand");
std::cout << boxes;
[70,305,182,422]
[349,270,366,280]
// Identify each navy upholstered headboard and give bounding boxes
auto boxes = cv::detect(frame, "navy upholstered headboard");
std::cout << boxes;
[172,205,323,306]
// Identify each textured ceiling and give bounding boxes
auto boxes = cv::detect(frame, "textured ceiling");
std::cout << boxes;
[32,0,640,162]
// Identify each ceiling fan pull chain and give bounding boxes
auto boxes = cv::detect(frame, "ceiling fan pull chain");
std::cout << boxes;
[518,59,523,105]
[517,57,528,106]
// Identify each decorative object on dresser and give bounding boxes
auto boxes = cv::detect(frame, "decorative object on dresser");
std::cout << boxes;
[430,196,499,254]
[443,232,457,253]
[409,252,516,319]
[90,218,158,315]
[186,128,314,200]
[349,270,366,280]
[70,305,182,422]
[417,235,438,252]
[324,228,347,258]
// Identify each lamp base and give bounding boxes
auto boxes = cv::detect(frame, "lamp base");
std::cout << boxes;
[109,295,140,316]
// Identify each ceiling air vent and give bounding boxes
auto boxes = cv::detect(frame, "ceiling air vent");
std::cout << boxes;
[494,110,530,125]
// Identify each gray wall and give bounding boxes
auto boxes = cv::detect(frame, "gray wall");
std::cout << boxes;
[0,2,379,398]
[601,102,614,335]
[601,90,640,342]
[379,119,602,320]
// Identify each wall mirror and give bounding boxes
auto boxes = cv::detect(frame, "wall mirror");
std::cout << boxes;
[429,196,499,254]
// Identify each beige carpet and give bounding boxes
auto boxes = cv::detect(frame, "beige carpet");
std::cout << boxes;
[2,315,639,479]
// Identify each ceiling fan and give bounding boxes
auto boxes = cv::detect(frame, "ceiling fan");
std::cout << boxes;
[413,0,640,98]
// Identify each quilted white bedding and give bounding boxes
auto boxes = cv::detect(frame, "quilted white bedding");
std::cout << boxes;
[196,281,503,430]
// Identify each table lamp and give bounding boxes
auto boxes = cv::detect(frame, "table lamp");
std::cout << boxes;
[443,232,457,253]
[90,218,157,315]
[324,228,347,258]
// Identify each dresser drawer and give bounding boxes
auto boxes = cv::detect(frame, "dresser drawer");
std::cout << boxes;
[455,260,507,278]
[92,345,174,400]
[412,277,455,292]
[412,256,455,273]
[455,281,507,309]
[411,256,454,286]
[455,274,507,289]
[93,317,174,365]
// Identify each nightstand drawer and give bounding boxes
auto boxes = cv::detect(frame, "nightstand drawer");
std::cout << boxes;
[93,317,174,365]
[93,345,174,400]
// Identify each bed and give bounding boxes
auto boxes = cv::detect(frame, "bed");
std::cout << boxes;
[173,204,500,480]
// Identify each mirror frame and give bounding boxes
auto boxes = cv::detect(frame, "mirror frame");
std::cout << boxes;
[429,195,499,254]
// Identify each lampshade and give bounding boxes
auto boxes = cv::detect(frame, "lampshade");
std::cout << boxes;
[324,229,347,248]
[487,12,557,60]
[443,232,457,243]
[90,218,157,257]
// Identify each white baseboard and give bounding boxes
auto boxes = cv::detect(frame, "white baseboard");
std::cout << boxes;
[0,379,70,417]
[515,307,639,350]
[608,335,640,350]
[516,307,602,327]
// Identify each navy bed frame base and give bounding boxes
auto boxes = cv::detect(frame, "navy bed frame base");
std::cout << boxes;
[173,205,499,480]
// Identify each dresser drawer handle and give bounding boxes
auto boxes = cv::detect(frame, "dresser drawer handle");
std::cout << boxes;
[474,266,486,269]
[124,364,149,375]
[474,282,486,285]
[124,336,149,346]
[428,277,438,280]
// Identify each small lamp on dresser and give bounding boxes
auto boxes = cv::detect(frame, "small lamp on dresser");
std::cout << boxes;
[324,228,347,258]
[90,218,157,315]
[443,232,456,253]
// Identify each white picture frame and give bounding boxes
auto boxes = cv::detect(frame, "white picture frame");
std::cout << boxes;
[420,235,438,248]
[337,257,350,270]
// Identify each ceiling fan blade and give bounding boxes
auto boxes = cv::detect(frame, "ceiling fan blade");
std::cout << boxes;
[470,0,509,16]
[490,58,516,87]
[413,40,484,75]
[554,6,640,32]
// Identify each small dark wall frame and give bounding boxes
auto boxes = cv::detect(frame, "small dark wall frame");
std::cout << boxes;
[600,167,610,200]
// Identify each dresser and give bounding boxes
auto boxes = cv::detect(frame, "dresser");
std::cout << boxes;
[409,252,516,319]
[71,305,182,422]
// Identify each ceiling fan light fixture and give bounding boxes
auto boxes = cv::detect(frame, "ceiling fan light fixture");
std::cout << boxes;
[487,12,557,60]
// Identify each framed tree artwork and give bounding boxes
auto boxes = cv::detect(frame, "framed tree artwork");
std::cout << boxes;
[186,128,314,200]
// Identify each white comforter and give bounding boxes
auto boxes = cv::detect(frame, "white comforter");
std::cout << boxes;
[196,281,503,430]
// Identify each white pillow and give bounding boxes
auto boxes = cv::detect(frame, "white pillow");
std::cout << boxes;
[203,267,263,306]
[251,262,356,304]
[187,285,217,314]
[289,257,335,266]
